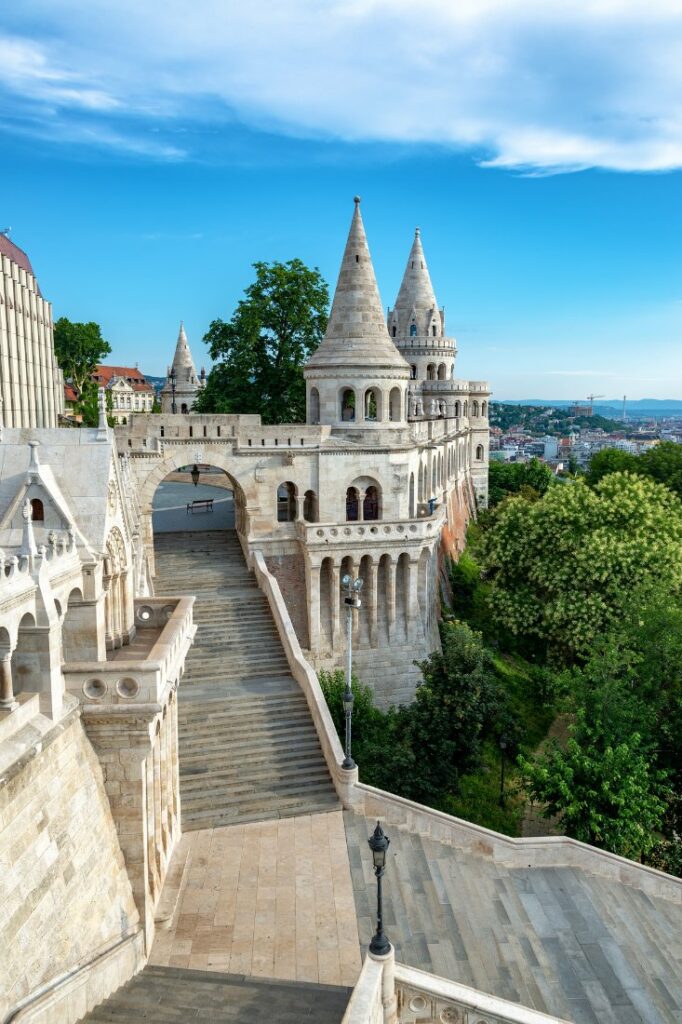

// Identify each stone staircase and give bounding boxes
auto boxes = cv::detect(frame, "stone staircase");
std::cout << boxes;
[153,531,338,829]
[81,965,351,1022]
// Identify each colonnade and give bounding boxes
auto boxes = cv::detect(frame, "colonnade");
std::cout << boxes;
[145,692,180,905]
[305,546,435,656]
[103,529,134,649]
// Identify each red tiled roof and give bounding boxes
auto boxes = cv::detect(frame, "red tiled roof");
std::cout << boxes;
[92,365,154,392]
[0,235,42,296]
[64,383,78,403]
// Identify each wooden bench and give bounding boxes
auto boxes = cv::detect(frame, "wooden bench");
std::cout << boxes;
[187,499,214,514]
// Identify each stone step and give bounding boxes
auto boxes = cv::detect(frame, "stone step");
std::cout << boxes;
[179,697,308,724]
[178,716,319,745]
[180,772,334,809]
[81,965,351,1023]
[179,731,323,764]
[180,749,327,783]
[181,789,340,827]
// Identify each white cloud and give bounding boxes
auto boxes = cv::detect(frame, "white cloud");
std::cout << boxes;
[1,1,682,169]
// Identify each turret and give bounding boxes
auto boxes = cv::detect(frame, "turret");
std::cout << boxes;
[388,228,456,385]
[160,322,206,414]
[304,198,410,429]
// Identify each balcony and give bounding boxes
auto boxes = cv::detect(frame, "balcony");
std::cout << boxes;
[63,597,195,707]
[295,507,445,549]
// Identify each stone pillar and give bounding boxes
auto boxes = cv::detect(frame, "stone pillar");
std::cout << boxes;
[406,556,420,640]
[386,559,397,642]
[368,559,379,647]
[358,490,366,522]
[0,651,18,712]
[331,561,341,652]
[307,559,321,655]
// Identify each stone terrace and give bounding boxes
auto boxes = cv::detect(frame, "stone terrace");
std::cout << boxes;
[344,812,682,1024]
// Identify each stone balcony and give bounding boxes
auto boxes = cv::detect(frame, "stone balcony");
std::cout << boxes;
[63,596,195,707]
[295,507,445,552]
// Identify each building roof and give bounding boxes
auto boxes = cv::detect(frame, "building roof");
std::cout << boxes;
[0,234,42,296]
[92,365,154,393]
[64,384,79,403]
[390,227,440,331]
[305,199,410,374]
[169,322,199,381]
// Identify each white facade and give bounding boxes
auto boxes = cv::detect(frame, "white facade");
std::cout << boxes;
[0,236,64,428]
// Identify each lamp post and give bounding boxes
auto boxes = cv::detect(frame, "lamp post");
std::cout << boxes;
[341,573,363,770]
[368,821,391,956]
[498,734,508,807]
[190,464,200,487]
[169,365,177,414]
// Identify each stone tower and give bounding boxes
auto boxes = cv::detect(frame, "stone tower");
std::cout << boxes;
[304,197,410,430]
[160,322,205,414]
[388,227,456,385]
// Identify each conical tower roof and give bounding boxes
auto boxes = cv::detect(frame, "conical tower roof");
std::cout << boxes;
[306,199,409,372]
[392,228,439,324]
[171,322,199,381]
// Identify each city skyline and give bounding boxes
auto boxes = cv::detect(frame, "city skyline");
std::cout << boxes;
[1,1,681,399]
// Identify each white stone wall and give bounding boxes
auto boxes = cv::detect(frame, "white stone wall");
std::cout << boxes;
[0,711,139,1019]
[0,253,64,429]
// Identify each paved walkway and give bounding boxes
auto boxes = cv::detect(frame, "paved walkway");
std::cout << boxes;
[344,812,682,1024]
[151,811,361,988]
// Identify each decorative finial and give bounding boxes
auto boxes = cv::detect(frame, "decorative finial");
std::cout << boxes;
[354,195,361,205]
[415,226,420,235]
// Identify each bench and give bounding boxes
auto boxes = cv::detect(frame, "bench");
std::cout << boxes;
[187,499,214,514]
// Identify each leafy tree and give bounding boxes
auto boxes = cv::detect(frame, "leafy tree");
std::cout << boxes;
[483,473,682,663]
[586,447,638,486]
[53,318,111,402]
[195,259,329,424]
[639,441,682,501]
[488,458,554,507]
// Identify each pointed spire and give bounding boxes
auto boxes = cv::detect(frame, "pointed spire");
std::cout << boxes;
[306,198,409,372]
[170,321,199,382]
[392,227,440,332]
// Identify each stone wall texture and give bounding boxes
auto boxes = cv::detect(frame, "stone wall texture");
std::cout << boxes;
[0,712,139,1018]
[264,553,310,649]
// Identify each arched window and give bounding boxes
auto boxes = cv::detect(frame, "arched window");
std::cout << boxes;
[364,389,378,421]
[476,445,485,461]
[29,498,44,522]
[410,365,417,379]
[277,482,297,522]
[481,401,487,417]
[346,487,359,521]
[303,490,318,522]
[437,363,446,380]
[392,325,397,337]
[472,400,479,416]
[340,389,355,422]
[409,473,415,517]
[389,387,401,422]
[427,364,436,380]
[463,401,468,417]
[363,486,380,521]
[454,400,461,417]
[410,324,417,337]
[309,387,320,424]
[181,403,188,414]
[432,324,437,336]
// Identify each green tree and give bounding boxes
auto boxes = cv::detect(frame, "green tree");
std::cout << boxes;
[639,441,682,501]
[488,458,554,507]
[53,318,111,402]
[195,259,329,424]
[586,447,638,486]
[483,473,682,663]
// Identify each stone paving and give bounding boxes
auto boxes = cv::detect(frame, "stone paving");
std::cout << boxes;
[150,811,361,989]
[344,811,682,1024]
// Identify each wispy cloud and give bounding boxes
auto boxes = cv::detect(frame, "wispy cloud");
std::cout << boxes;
[1,1,682,170]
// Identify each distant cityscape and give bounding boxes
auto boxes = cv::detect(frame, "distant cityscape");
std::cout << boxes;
[489,399,682,472]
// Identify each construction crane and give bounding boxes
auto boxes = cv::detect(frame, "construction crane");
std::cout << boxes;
[585,393,605,416]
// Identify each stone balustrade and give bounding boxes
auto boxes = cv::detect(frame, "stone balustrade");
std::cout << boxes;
[63,596,195,706]
[295,508,445,549]
[0,527,78,590]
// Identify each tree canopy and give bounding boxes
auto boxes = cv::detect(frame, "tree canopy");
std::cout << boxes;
[586,441,682,501]
[194,259,329,424]
[488,457,554,507]
[53,317,111,400]
[483,472,682,663]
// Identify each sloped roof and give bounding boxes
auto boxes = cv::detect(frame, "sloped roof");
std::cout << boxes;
[0,235,42,296]
[391,228,440,324]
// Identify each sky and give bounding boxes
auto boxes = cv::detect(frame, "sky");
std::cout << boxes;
[1,1,681,400]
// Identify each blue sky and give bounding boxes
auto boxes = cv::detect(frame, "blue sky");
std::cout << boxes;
[1,1,681,399]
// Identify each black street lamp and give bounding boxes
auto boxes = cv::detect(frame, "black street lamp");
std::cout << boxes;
[169,365,177,414]
[498,734,508,807]
[190,464,201,487]
[368,821,391,956]
[341,573,363,770]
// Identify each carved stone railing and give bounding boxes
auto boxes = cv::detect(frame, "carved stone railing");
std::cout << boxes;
[295,509,445,549]
[63,596,195,706]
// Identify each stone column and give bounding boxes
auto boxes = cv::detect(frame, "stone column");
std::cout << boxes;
[0,651,18,712]
[386,559,397,642]
[368,559,379,647]
[331,561,341,652]
[357,490,366,522]
[306,559,321,655]
[406,555,420,640]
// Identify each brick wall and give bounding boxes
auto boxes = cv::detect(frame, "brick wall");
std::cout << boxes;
[264,553,310,649]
